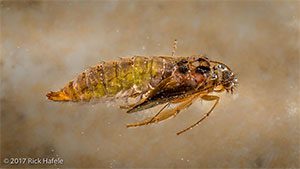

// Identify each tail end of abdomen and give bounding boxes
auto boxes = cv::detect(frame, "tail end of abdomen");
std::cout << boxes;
[46,91,72,102]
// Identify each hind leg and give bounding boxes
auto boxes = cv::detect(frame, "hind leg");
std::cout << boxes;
[176,95,219,135]
[126,93,200,127]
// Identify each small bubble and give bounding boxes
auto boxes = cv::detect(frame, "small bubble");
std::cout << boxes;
[109,162,113,168]
[97,147,100,151]
[17,46,21,49]
[181,158,184,161]
[51,149,55,152]
[157,43,161,46]
[287,101,297,118]
[146,36,150,39]
[116,29,120,33]
[142,46,146,50]
[187,159,190,162]
[81,131,85,135]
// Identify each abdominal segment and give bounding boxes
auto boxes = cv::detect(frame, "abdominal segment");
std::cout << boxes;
[46,56,176,102]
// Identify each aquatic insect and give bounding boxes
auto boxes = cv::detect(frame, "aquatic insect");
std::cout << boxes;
[46,40,238,135]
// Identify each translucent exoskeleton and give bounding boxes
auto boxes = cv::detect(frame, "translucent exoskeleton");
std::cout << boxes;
[47,40,238,135]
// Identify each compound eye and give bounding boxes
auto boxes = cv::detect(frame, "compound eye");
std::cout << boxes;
[223,71,232,80]
[195,66,210,74]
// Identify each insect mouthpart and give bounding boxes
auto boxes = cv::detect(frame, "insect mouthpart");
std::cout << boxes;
[224,75,238,94]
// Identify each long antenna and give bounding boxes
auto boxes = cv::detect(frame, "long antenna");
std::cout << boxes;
[172,39,178,56]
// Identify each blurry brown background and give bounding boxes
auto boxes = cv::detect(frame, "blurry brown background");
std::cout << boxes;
[1,1,299,168]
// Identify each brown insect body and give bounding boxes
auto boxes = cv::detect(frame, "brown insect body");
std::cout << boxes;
[47,40,238,135]
[47,56,176,102]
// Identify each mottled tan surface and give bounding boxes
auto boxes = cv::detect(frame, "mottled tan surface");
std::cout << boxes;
[1,1,299,168]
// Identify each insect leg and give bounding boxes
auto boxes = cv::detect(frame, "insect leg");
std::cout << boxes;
[176,95,219,135]
[214,88,225,93]
[126,93,199,127]
[171,39,178,56]
[126,103,170,127]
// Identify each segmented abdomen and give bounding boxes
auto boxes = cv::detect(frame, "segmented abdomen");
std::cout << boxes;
[47,56,176,102]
